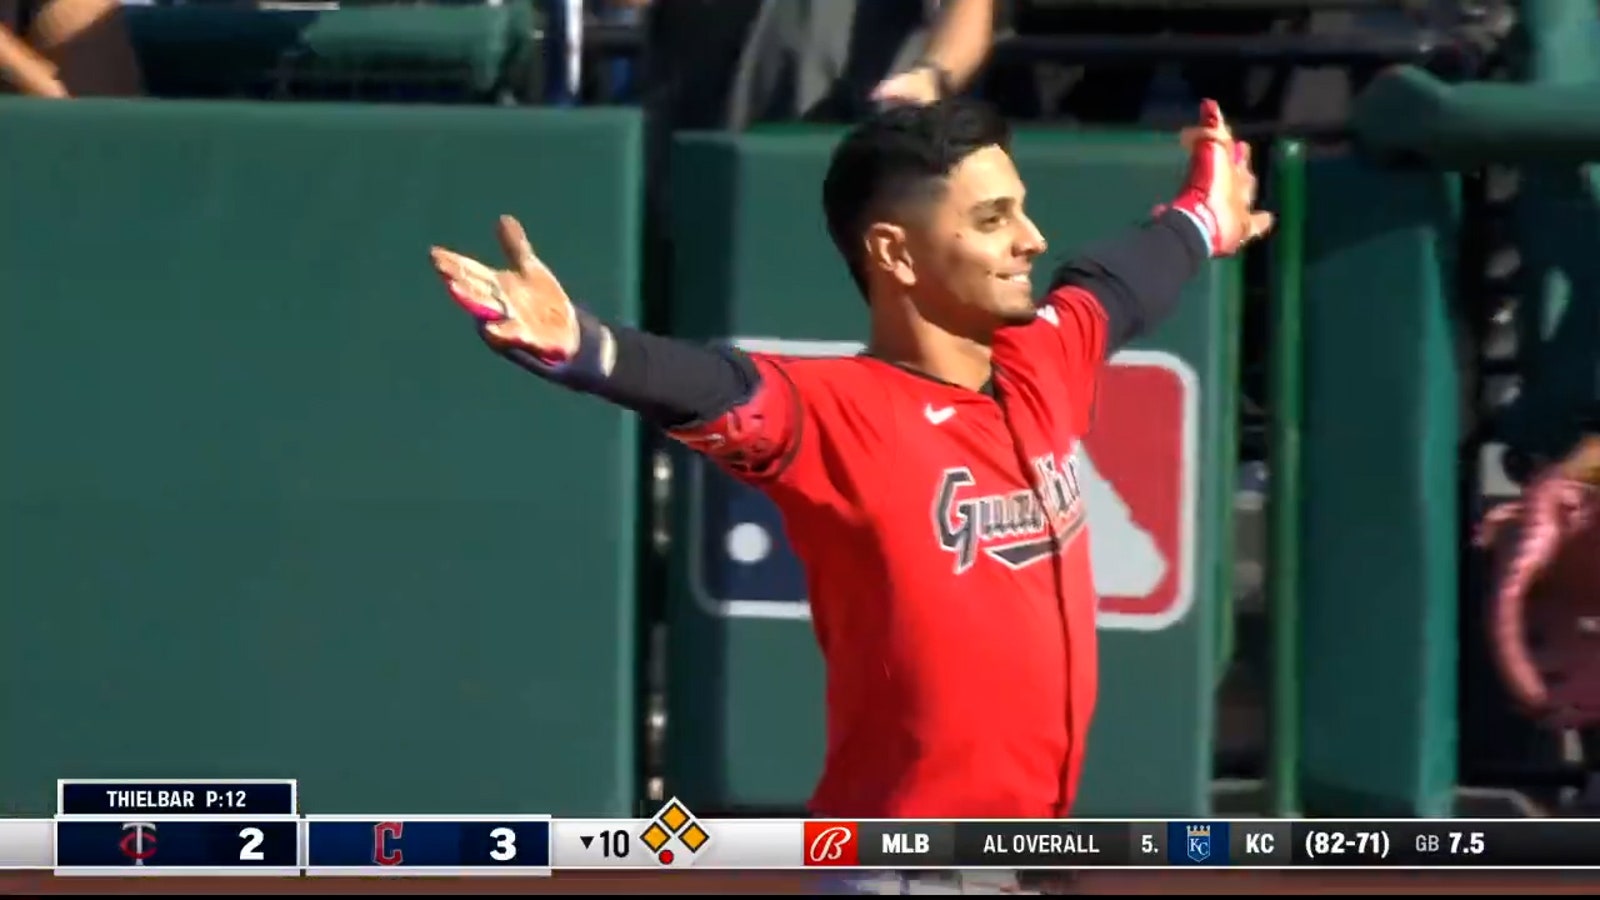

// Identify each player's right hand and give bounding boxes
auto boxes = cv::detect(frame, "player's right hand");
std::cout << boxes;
[430,215,581,362]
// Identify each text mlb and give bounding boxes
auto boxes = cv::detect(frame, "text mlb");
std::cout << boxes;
[879,832,1102,855]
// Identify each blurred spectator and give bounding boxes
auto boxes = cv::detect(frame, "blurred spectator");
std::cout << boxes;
[981,0,1284,126]
[649,0,1291,131]
[586,0,649,104]
[865,0,1291,125]
[0,0,143,97]
[646,0,1422,132]
[645,0,934,129]
[726,0,934,127]
[871,0,991,107]
[0,19,64,96]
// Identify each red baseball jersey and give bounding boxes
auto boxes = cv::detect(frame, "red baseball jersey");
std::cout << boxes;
[671,285,1109,819]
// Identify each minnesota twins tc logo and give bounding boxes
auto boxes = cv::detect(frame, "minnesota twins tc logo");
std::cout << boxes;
[119,822,158,865]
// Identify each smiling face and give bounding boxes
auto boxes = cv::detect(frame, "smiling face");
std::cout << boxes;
[857,143,1048,337]
[823,100,1049,338]
[905,144,1048,330]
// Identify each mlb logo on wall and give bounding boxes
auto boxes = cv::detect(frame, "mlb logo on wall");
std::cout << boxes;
[1083,349,1199,631]
[686,339,1197,632]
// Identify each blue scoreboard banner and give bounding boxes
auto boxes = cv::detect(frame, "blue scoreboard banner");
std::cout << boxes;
[53,778,304,876]
[55,819,299,873]
[42,781,1600,872]
[305,816,551,876]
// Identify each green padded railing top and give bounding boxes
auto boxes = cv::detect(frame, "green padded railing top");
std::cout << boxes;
[1352,67,1600,167]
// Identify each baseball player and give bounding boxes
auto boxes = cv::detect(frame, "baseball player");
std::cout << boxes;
[431,96,1268,844]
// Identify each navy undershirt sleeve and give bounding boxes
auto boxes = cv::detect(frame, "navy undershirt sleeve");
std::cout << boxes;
[492,315,758,430]
[1046,208,1208,354]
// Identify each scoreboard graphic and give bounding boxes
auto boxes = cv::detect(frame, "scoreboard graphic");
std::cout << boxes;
[638,798,710,865]
[53,780,303,876]
[303,815,550,876]
[12,778,1600,874]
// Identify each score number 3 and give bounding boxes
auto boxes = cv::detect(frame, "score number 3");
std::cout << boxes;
[490,826,517,862]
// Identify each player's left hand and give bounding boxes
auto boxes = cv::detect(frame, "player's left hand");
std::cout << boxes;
[1163,99,1275,258]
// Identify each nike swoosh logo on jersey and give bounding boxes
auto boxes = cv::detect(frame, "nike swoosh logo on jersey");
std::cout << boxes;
[924,405,956,425]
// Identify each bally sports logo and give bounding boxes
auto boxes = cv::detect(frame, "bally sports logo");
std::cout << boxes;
[803,821,859,866]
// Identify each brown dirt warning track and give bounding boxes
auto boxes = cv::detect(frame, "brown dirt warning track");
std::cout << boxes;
[5,870,1600,894]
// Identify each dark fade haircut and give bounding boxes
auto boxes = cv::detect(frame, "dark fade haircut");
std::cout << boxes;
[822,98,1013,299]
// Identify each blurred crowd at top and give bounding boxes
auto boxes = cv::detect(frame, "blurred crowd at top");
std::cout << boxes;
[0,0,1495,132]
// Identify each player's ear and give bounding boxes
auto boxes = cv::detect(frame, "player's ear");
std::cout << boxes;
[864,222,915,288]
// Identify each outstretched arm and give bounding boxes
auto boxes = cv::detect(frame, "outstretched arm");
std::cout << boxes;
[1047,208,1209,358]
[430,216,804,480]
[1041,100,1275,362]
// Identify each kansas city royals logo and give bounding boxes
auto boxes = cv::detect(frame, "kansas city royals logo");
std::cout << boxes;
[934,451,1086,574]
[1186,825,1211,863]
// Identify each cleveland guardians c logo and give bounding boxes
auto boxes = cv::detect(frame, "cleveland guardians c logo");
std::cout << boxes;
[373,821,404,866]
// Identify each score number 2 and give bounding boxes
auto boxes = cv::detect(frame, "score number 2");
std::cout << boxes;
[239,827,265,861]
